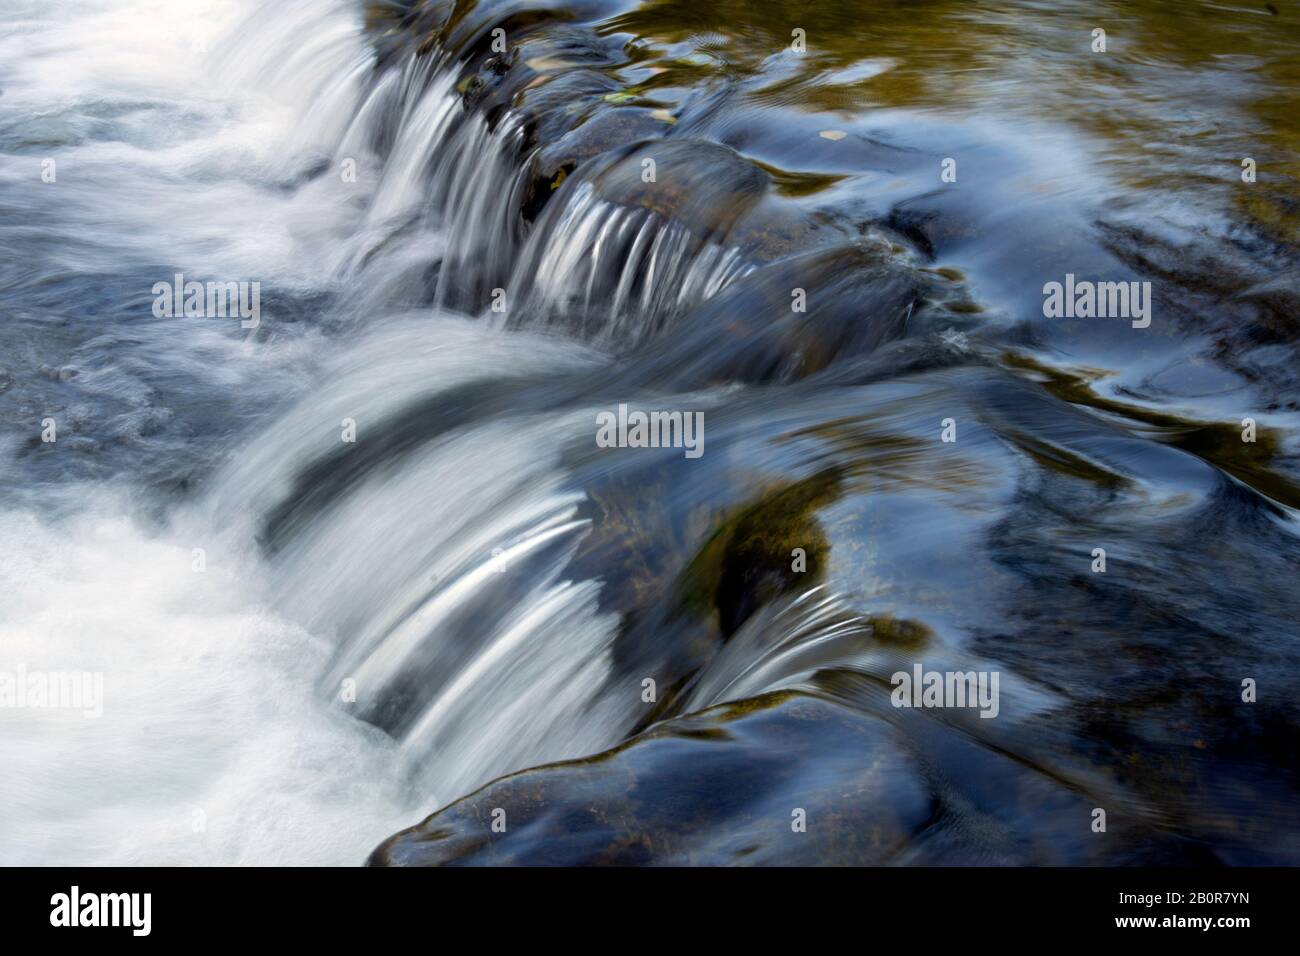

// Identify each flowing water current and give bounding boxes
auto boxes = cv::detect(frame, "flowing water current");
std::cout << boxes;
[2,0,1299,865]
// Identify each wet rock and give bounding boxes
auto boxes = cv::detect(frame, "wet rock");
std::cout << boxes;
[370,683,1189,866]
[583,138,769,239]
[514,61,619,128]
[885,197,983,260]
[627,239,953,387]
[677,469,841,637]
[866,614,934,649]
[729,201,851,263]
[370,691,934,866]
[523,107,668,220]
[456,46,519,113]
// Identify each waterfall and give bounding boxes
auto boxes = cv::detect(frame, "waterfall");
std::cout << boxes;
[5,0,1298,867]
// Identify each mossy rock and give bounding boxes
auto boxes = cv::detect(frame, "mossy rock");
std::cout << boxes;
[678,469,842,636]
[866,614,934,649]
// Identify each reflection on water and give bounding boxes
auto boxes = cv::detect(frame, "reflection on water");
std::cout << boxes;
[1,0,1298,864]
[608,0,1300,230]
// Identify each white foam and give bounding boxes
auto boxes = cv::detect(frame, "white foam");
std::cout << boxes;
[0,500,420,865]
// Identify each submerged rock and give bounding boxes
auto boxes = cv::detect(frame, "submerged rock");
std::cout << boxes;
[581,139,769,239]
[621,239,958,386]
[677,468,841,636]
[370,691,933,866]
[369,686,1188,866]
[523,107,668,220]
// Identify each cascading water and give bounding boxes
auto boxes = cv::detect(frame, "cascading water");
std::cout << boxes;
[3,0,1299,866]
[0,0,771,863]
[0,0,421,866]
